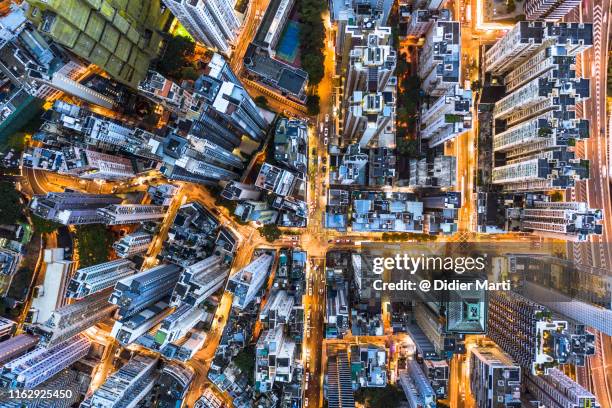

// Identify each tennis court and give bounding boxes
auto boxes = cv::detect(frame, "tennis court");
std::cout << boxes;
[275,21,300,64]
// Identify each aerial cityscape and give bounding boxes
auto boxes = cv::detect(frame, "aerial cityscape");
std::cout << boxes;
[0,0,608,407]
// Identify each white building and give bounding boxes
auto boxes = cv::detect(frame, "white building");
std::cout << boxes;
[29,248,73,324]
[227,253,273,309]
[111,300,172,345]
[161,0,240,53]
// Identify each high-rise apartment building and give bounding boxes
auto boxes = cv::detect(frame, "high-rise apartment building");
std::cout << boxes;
[81,354,159,408]
[162,0,240,54]
[227,253,273,309]
[526,0,582,22]
[97,204,166,225]
[343,91,395,147]
[326,348,355,408]
[470,346,522,408]
[418,20,460,97]
[0,334,90,389]
[506,199,602,241]
[344,32,396,99]
[255,324,296,392]
[171,255,229,306]
[111,300,172,345]
[398,360,436,408]
[420,84,472,147]
[487,290,571,374]
[109,263,182,319]
[0,335,38,366]
[220,181,262,201]
[32,287,117,347]
[406,9,451,37]
[524,368,601,408]
[25,0,167,87]
[0,317,14,339]
[154,304,206,348]
[491,150,589,192]
[30,192,122,225]
[191,53,268,144]
[113,232,153,258]
[67,259,137,298]
[485,21,592,76]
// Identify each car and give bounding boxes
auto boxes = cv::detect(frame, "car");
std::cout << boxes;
[325,114,330,122]
[304,398,309,406]
[324,137,329,146]
[309,287,313,296]
[290,236,300,241]
[322,166,327,172]
[319,123,324,132]
[324,128,329,136]
[306,373,310,383]
[322,157,327,164]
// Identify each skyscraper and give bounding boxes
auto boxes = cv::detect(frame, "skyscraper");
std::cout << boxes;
[326,348,355,408]
[344,31,396,98]
[418,20,460,97]
[81,354,159,407]
[506,199,602,241]
[67,259,137,298]
[153,304,206,348]
[109,263,182,319]
[343,91,395,147]
[470,345,522,408]
[32,287,117,347]
[25,0,168,87]
[398,360,436,408]
[113,232,153,258]
[255,324,296,392]
[227,253,273,309]
[484,22,592,77]
[525,0,582,23]
[0,334,90,389]
[191,53,268,145]
[419,84,471,148]
[97,204,167,225]
[487,290,572,374]
[162,0,241,54]
[171,255,229,306]
[524,368,601,408]
[30,192,122,225]
[111,299,172,345]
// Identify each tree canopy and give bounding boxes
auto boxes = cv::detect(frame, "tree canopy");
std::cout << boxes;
[0,182,22,225]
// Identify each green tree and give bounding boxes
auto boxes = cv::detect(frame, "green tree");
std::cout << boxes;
[74,224,114,268]
[157,35,195,78]
[396,138,420,158]
[179,66,200,80]
[306,93,320,116]
[31,215,62,234]
[258,224,282,242]
[0,182,22,225]
[254,95,269,109]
